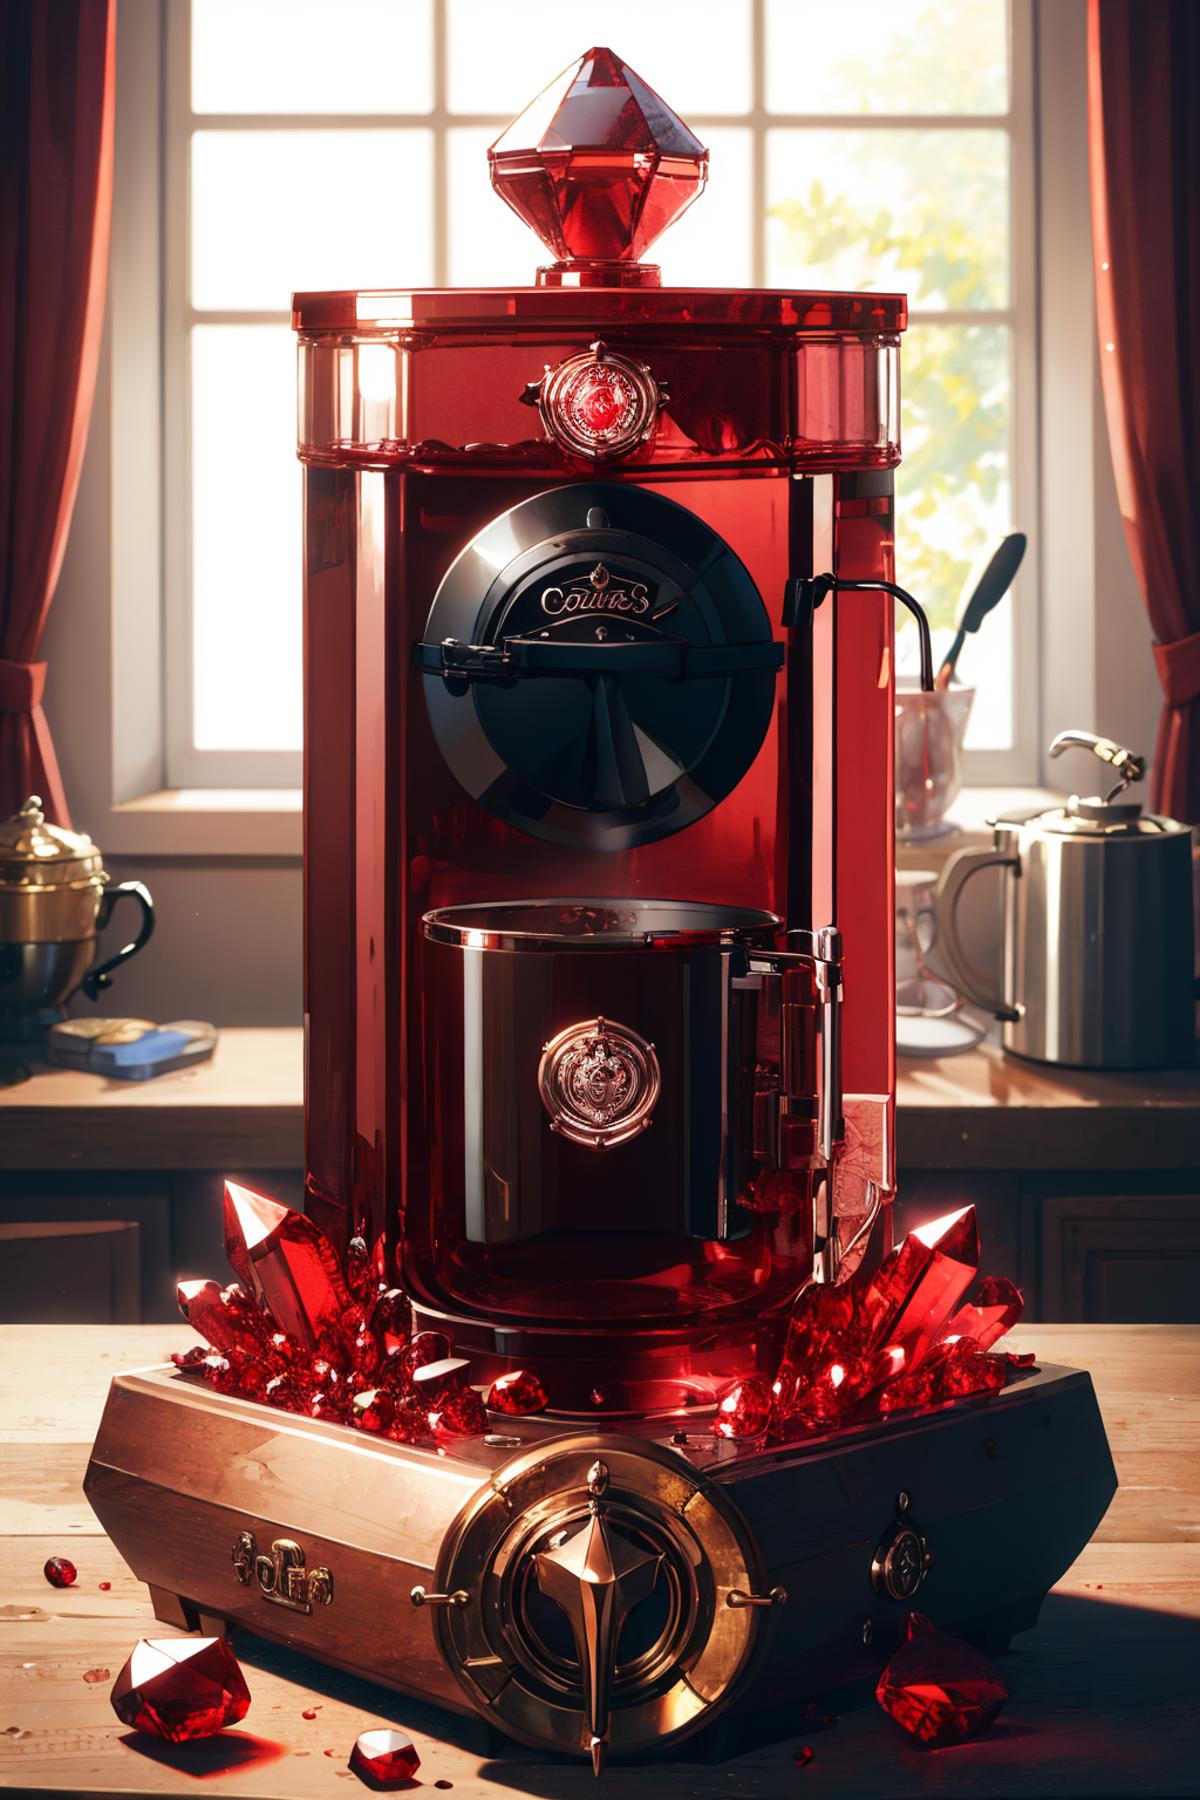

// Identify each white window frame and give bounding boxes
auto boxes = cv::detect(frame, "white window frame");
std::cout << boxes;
[59,0,1140,858]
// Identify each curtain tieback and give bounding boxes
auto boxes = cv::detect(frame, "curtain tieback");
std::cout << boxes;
[1153,628,1200,708]
[0,658,48,714]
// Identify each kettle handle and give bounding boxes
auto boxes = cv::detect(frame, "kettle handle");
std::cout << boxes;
[82,880,155,999]
[935,847,1020,1022]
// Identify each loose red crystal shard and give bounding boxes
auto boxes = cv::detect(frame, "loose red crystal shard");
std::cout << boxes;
[862,1206,981,1372]
[171,1346,207,1370]
[44,1556,77,1588]
[223,1181,349,1349]
[345,1234,371,1301]
[348,1726,421,1788]
[430,1388,488,1437]
[176,1278,272,1359]
[488,1369,548,1416]
[943,1275,1024,1353]
[386,1399,431,1444]
[353,1387,395,1433]
[489,47,708,269]
[370,1288,413,1356]
[998,1349,1037,1369]
[110,1637,251,1742]
[264,1371,306,1413]
[713,1376,774,1439]
[875,1612,1008,1747]
[412,1356,471,1406]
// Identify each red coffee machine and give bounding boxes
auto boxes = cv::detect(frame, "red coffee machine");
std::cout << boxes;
[87,50,1114,1773]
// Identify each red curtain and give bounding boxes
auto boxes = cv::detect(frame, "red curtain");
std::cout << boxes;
[1088,0,1200,822]
[0,0,116,827]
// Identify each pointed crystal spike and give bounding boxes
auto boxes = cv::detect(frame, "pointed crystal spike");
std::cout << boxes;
[862,1205,981,1375]
[489,46,708,270]
[223,1180,350,1349]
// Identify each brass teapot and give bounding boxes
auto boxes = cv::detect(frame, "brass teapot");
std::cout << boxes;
[0,796,154,1042]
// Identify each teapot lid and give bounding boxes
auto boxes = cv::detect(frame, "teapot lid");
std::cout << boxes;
[0,796,105,883]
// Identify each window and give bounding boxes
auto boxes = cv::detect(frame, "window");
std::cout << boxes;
[166,0,1035,788]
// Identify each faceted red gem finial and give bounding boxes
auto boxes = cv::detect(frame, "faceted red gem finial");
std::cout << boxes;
[110,1636,251,1742]
[489,46,708,272]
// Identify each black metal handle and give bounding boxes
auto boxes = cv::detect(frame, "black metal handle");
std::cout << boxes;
[82,880,155,999]
[783,574,935,692]
[415,635,784,689]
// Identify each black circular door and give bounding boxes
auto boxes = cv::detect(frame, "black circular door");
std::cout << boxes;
[417,483,781,851]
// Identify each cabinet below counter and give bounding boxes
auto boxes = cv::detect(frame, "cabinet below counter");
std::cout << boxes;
[2,1029,1198,1325]
[897,1038,1200,1326]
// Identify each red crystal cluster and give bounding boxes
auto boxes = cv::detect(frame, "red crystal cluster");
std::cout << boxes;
[173,1182,547,1445]
[876,1611,1008,1746]
[716,1206,1030,1441]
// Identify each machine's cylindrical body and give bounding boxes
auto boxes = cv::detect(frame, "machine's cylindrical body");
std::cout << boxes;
[295,291,902,1407]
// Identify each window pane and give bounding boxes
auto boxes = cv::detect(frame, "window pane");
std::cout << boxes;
[446,0,751,116]
[191,326,301,751]
[192,130,434,310]
[192,0,433,114]
[449,125,752,287]
[896,323,1013,750]
[766,129,1008,308]
[765,0,1008,115]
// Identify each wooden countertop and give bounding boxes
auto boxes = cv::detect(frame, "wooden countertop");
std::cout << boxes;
[2,1027,1198,1171]
[1,1323,1198,1797]
[897,1036,1200,1168]
[0,1029,304,1170]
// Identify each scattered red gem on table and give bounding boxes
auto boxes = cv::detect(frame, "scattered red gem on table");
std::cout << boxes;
[303,1708,318,1719]
[43,1557,76,1588]
[110,1636,251,1742]
[875,1611,1008,1747]
[348,1727,421,1788]
[487,1369,548,1416]
[793,1744,814,1767]
[82,1667,110,1683]
[99,1581,112,1591]
[712,1376,773,1439]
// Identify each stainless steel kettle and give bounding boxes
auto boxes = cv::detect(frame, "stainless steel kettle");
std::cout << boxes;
[937,731,1197,1069]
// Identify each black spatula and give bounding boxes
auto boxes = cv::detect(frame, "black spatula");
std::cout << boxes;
[935,532,1027,689]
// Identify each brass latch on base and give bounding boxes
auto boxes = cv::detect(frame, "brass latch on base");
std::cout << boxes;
[232,1531,334,1614]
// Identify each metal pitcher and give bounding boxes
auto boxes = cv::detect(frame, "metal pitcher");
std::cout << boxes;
[936,732,1197,1069]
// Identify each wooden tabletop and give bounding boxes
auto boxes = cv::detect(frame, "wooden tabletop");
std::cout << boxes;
[4,1027,1199,1173]
[1,1324,1197,1797]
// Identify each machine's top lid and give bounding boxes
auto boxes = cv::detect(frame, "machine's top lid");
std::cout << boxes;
[292,46,906,335]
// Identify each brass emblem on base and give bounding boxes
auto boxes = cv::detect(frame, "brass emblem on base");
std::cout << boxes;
[232,1531,334,1614]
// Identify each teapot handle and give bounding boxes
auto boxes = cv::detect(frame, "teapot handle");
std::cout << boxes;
[82,881,155,999]
[935,847,1020,1022]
